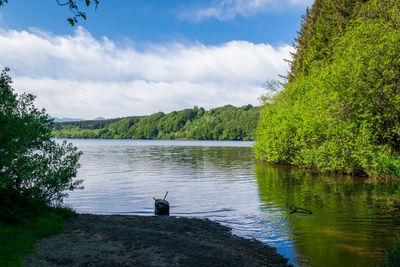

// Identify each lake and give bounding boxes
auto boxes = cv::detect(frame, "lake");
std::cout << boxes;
[62,139,400,266]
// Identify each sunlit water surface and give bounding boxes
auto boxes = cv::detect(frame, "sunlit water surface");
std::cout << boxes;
[61,139,400,266]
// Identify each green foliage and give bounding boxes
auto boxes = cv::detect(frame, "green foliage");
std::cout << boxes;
[56,0,99,26]
[256,0,400,179]
[0,207,75,266]
[258,80,282,105]
[0,69,83,223]
[52,117,123,131]
[289,0,364,80]
[52,105,260,141]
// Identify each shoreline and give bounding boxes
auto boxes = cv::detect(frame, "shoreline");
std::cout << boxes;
[24,214,290,266]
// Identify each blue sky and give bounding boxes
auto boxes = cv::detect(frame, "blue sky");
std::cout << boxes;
[0,0,312,119]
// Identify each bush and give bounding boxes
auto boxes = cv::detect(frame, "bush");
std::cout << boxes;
[255,7,400,179]
[0,68,83,223]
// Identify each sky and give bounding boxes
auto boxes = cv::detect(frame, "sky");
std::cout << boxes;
[0,0,312,119]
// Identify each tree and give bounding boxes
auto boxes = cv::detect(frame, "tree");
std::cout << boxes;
[0,0,99,26]
[255,0,400,179]
[0,68,83,223]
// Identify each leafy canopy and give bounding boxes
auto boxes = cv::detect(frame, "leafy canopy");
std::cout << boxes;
[0,69,83,223]
[255,0,400,178]
[52,105,260,141]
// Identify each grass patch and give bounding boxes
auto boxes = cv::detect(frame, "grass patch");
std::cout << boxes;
[0,207,75,266]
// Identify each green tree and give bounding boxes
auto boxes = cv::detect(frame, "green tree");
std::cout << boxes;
[255,0,400,179]
[0,68,83,223]
[51,105,260,141]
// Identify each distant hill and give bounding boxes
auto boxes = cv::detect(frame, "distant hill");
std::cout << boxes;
[93,117,107,121]
[51,105,260,141]
[51,117,84,122]
[51,117,108,122]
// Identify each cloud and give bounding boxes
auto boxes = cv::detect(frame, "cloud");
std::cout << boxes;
[183,0,313,21]
[0,27,293,119]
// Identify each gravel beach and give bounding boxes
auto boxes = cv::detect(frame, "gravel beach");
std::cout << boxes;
[24,214,290,267]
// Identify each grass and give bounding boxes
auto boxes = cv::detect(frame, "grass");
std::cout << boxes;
[0,207,75,267]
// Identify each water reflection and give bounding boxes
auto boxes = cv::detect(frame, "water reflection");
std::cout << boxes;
[62,139,400,267]
[255,163,400,266]
[64,139,258,221]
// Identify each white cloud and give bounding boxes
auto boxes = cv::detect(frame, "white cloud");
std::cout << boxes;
[0,27,293,119]
[183,0,313,21]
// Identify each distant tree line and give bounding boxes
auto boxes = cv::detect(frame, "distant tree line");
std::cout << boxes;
[51,105,260,141]
[52,117,123,131]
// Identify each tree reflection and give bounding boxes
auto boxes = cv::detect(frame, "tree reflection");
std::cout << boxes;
[255,162,400,267]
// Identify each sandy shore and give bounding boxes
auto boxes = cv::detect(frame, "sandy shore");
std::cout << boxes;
[24,214,290,266]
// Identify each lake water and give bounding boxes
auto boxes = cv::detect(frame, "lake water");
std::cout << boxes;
[62,139,400,266]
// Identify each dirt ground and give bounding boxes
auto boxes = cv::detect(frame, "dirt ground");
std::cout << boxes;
[24,214,290,267]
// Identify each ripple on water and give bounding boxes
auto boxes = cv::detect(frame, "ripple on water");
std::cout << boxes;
[60,139,400,267]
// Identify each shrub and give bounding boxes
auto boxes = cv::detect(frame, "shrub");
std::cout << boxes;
[0,68,83,223]
[256,10,400,179]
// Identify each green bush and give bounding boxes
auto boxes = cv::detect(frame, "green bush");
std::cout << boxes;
[255,1,400,179]
[0,68,83,223]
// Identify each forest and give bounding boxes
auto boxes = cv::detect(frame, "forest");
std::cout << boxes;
[51,105,260,141]
[255,0,400,179]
